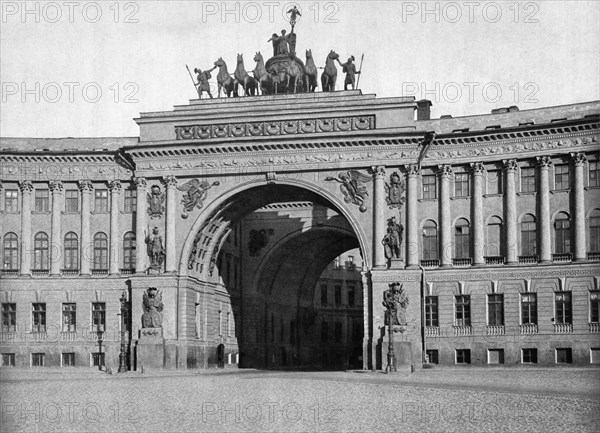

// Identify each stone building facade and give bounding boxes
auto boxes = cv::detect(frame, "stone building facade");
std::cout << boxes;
[0,91,599,369]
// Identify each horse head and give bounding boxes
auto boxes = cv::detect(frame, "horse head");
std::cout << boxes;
[328,50,339,60]
[254,52,263,63]
[237,53,244,64]
[214,57,224,68]
[306,49,313,59]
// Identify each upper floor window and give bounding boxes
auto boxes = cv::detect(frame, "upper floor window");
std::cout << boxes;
[124,189,137,213]
[454,172,470,197]
[93,233,108,270]
[554,164,570,190]
[590,291,599,323]
[123,232,136,270]
[589,209,600,253]
[454,218,470,259]
[521,293,537,325]
[1,303,16,332]
[590,160,600,187]
[92,302,106,332]
[455,295,471,327]
[554,212,571,254]
[33,232,49,270]
[347,285,355,307]
[422,220,438,260]
[488,294,504,326]
[425,296,438,327]
[521,214,537,256]
[4,189,18,212]
[486,216,503,257]
[34,189,49,212]
[32,303,46,333]
[422,174,437,199]
[521,167,536,193]
[554,292,572,325]
[334,284,342,305]
[65,190,79,213]
[62,303,76,332]
[64,232,79,270]
[94,189,109,213]
[487,170,503,195]
[2,233,18,271]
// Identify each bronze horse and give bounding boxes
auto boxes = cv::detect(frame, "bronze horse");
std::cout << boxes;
[253,52,271,95]
[305,49,318,92]
[214,57,235,98]
[321,50,339,92]
[234,54,257,96]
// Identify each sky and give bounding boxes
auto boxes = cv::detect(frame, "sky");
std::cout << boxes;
[1,0,599,138]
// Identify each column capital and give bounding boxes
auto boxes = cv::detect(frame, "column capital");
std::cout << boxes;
[502,159,518,172]
[470,162,485,175]
[536,156,553,168]
[405,164,420,176]
[108,180,123,192]
[49,180,63,193]
[19,180,34,193]
[162,175,178,188]
[570,152,587,166]
[134,177,147,189]
[368,166,386,178]
[78,179,94,193]
[437,164,453,178]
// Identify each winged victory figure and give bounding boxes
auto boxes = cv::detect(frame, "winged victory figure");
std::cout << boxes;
[177,178,220,218]
[325,170,372,212]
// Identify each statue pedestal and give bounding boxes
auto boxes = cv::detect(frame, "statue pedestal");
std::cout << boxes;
[389,258,404,269]
[136,328,165,370]
[382,341,413,373]
[147,266,161,275]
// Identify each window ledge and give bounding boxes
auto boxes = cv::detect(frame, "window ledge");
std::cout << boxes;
[483,193,504,198]
[418,198,438,202]
[61,211,80,215]
[120,211,136,214]
[517,192,537,196]
[90,211,110,215]
[450,196,470,201]
[584,186,600,191]
[550,189,571,194]
[32,211,51,215]
[0,211,19,215]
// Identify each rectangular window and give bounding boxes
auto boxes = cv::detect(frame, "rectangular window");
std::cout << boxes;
[425,296,439,327]
[62,353,75,367]
[92,302,106,332]
[334,257,341,270]
[455,295,471,327]
[91,352,105,367]
[556,348,572,364]
[488,349,505,364]
[456,349,471,364]
[1,353,15,367]
[32,303,46,333]
[554,164,570,190]
[124,189,137,213]
[347,285,355,307]
[334,284,342,305]
[522,348,537,364]
[488,294,504,326]
[1,303,16,332]
[590,160,600,187]
[422,175,437,199]
[591,348,600,364]
[422,225,438,260]
[426,349,438,364]
[34,189,49,212]
[94,189,109,213]
[487,170,503,195]
[31,353,45,367]
[65,190,79,213]
[521,167,536,193]
[320,322,328,343]
[521,294,538,325]
[62,303,76,332]
[4,189,18,212]
[334,322,342,343]
[320,284,328,306]
[555,292,572,324]
[454,173,470,197]
[590,291,599,323]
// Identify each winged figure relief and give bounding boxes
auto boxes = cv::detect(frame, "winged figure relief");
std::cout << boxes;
[325,170,372,212]
[177,179,220,218]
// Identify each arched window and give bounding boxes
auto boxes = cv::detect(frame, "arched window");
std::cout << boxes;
[93,233,108,270]
[554,212,571,254]
[63,232,79,270]
[2,233,18,270]
[589,209,600,253]
[422,220,438,260]
[486,216,503,257]
[521,214,537,256]
[123,232,136,270]
[33,232,49,270]
[454,218,470,259]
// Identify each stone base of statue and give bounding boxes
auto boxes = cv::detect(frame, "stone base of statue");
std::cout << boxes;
[147,265,162,275]
[381,341,413,372]
[390,258,404,269]
[136,327,165,370]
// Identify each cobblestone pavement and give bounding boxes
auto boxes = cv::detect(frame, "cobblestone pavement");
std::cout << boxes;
[1,367,599,432]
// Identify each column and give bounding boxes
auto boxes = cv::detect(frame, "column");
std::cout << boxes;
[406,164,420,269]
[108,180,122,275]
[49,181,63,276]
[371,166,386,268]
[537,156,552,263]
[471,163,485,266]
[134,177,147,273]
[571,152,587,261]
[163,176,178,273]
[19,181,33,276]
[78,180,93,275]
[503,159,518,264]
[439,165,452,267]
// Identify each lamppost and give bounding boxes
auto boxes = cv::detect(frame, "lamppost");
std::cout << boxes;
[385,306,396,373]
[118,290,128,373]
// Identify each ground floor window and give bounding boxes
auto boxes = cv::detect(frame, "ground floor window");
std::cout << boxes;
[488,349,504,364]
[522,348,537,364]
[91,352,105,367]
[455,349,471,364]
[1,353,15,367]
[556,348,572,364]
[31,353,45,367]
[591,348,600,364]
[62,353,75,367]
[426,350,438,364]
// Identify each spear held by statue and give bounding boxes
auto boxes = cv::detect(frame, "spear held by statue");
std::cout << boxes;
[186,64,201,98]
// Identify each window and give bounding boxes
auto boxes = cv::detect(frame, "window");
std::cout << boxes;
[352,321,362,343]
[488,294,504,326]
[422,174,437,199]
[521,167,536,193]
[1,303,16,332]
[320,322,328,343]
[334,284,342,305]
[521,214,537,256]
[488,349,504,364]
[454,218,470,259]
[124,189,137,213]
[554,164,569,190]
[91,352,105,367]
[64,232,79,270]
[425,296,438,327]
[486,216,503,256]
[31,353,45,367]
[122,232,136,270]
[33,232,49,270]
[4,189,18,212]
[588,210,600,252]
[555,292,572,324]
[1,353,15,367]
[554,213,571,254]
[334,322,342,343]
[347,285,355,307]
[454,172,470,197]
[92,303,106,332]
[65,190,79,212]
[522,348,537,364]
[93,233,108,270]
[3,233,18,270]
[521,294,538,325]
[590,161,600,187]
[334,257,341,270]
[320,284,328,306]
[487,170,503,195]
[32,303,46,333]
[62,303,76,332]
[456,349,471,364]
[590,291,599,323]
[62,353,75,367]
[94,189,109,213]
[34,189,49,212]
[455,295,471,326]
[556,348,572,364]
[422,220,438,260]
[426,350,438,364]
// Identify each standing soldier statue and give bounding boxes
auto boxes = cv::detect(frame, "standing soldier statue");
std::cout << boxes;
[338,56,361,90]
[194,66,217,99]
